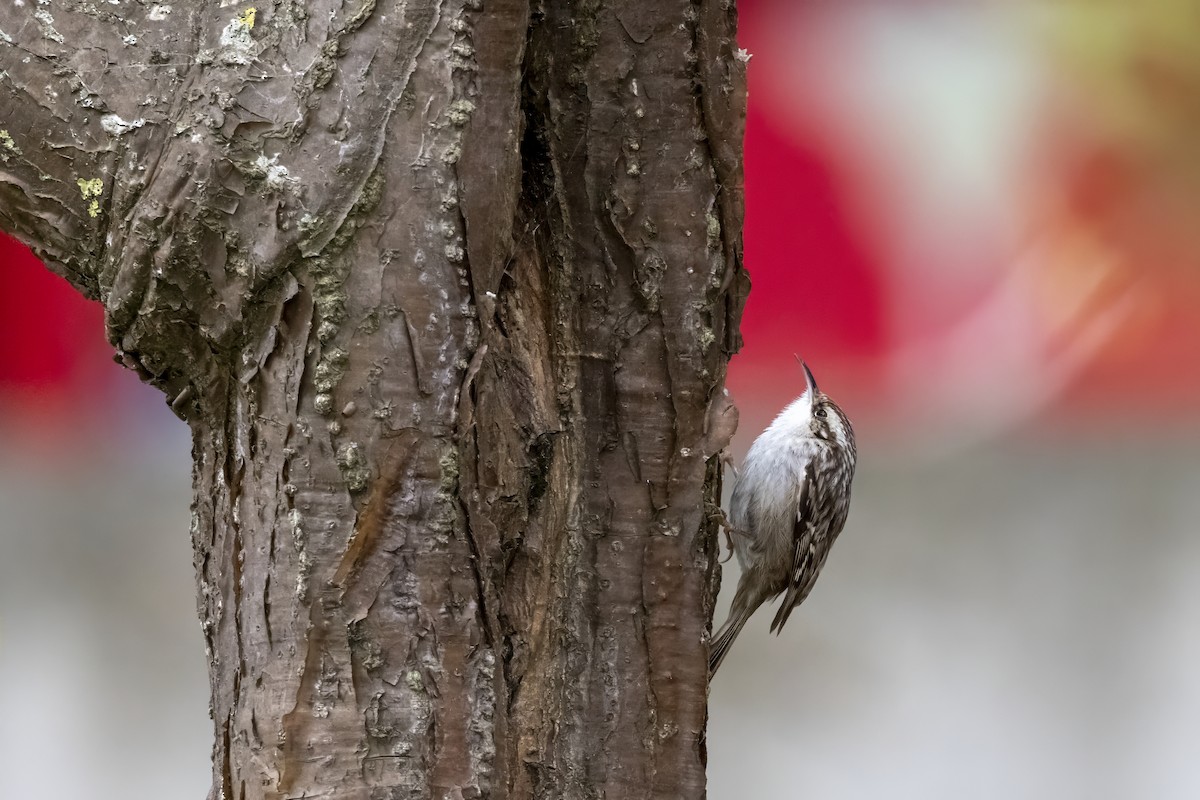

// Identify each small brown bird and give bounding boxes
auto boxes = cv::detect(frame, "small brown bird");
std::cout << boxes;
[709,359,857,677]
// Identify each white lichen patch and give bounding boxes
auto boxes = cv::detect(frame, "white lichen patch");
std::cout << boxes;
[289,508,312,600]
[147,4,171,20]
[252,154,293,190]
[218,7,258,65]
[336,442,370,493]
[0,27,13,45]
[122,34,137,46]
[76,177,103,218]
[298,213,318,234]
[100,114,145,136]
[446,99,475,127]
[736,47,753,63]
[316,320,339,343]
[33,8,63,42]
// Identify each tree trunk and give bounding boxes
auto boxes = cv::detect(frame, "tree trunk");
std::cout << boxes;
[0,2,746,798]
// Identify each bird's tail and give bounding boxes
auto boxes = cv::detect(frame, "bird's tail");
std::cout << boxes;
[769,584,801,634]
[708,610,751,678]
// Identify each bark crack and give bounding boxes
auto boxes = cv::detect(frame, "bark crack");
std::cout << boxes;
[2,0,746,796]
[455,342,502,657]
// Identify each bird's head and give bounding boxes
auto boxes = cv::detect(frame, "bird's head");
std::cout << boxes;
[795,357,855,452]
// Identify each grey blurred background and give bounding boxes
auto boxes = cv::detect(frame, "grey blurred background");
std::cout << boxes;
[4,400,1200,799]
[708,426,1200,800]
[0,409,207,798]
[4,0,1200,797]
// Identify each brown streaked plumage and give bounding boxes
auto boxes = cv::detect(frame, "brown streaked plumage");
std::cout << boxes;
[709,359,857,678]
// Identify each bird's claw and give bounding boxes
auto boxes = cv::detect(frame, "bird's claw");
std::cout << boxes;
[706,502,738,563]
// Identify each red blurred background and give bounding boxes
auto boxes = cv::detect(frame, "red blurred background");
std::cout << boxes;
[6,4,1200,800]
[6,0,1199,446]
[730,0,1200,438]
[0,239,107,424]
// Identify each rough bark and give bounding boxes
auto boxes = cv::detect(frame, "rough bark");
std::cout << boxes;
[0,2,747,798]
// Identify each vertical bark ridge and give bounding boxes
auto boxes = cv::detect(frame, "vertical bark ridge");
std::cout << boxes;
[1,0,745,797]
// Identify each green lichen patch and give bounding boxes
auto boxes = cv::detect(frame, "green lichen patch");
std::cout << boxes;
[0,130,20,160]
[77,177,103,197]
[705,208,722,250]
[76,177,104,218]
[437,444,460,493]
[310,257,349,327]
[314,347,349,393]
[305,168,385,328]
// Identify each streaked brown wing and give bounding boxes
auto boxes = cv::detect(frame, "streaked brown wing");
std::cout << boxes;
[769,460,818,633]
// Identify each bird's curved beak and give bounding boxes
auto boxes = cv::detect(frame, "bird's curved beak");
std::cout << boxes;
[795,355,818,403]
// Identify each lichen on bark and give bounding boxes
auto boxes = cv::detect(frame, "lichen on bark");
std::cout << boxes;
[0,1,747,798]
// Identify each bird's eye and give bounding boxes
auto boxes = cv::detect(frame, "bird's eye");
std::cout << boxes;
[815,406,828,419]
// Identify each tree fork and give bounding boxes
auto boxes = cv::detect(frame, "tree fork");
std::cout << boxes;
[0,1,747,797]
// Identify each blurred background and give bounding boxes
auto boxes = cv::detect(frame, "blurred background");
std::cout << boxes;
[4,0,1200,796]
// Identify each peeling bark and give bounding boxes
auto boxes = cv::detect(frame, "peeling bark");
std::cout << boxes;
[0,1,747,798]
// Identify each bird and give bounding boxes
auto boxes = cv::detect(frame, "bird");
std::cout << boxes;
[708,358,857,678]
